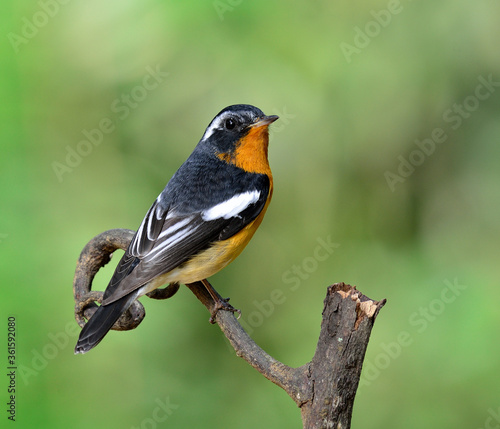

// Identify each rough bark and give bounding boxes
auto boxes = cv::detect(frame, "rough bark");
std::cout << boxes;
[73,229,386,428]
[299,284,386,428]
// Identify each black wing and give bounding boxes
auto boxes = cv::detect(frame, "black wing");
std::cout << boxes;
[103,169,270,304]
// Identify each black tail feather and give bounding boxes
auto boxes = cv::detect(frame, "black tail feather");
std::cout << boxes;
[74,293,137,354]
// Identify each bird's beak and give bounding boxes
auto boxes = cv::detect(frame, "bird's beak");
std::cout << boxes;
[250,115,279,128]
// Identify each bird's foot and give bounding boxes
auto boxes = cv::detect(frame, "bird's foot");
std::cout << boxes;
[209,297,241,324]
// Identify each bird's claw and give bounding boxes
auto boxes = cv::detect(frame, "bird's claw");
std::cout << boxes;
[209,297,241,324]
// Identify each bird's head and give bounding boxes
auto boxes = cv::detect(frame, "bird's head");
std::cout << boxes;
[200,104,279,174]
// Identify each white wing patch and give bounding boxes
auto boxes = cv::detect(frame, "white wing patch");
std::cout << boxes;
[158,217,191,239]
[131,221,145,255]
[147,224,199,261]
[201,190,260,221]
[146,208,157,240]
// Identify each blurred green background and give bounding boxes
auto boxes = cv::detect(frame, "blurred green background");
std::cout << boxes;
[1,0,499,428]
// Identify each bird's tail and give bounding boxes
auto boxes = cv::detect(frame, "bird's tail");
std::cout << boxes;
[74,292,137,354]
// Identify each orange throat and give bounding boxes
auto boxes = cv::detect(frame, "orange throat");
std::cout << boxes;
[218,125,272,176]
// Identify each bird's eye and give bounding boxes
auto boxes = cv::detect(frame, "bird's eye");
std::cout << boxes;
[225,118,236,130]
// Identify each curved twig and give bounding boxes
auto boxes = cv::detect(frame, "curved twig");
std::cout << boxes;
[72,228,386,429]
[73,229,179,331]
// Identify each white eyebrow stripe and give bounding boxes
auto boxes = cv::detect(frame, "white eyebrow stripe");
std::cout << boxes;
[201,111,235,141]
[201,123,217,141]
[201,190,260,221]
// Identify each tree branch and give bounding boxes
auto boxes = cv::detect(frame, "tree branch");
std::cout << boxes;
[73,229,386,428]
[73,229,179,331]
[185,281,311,406]
[300,284,386,428]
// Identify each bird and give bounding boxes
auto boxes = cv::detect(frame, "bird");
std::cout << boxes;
[74,104,278,354]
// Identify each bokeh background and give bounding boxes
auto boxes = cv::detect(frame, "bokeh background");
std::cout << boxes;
[2,0,499,428]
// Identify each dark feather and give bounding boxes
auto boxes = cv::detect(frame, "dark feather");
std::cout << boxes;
[74,292,138,354]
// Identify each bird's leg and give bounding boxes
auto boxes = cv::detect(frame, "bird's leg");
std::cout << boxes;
[201,279,241,324]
